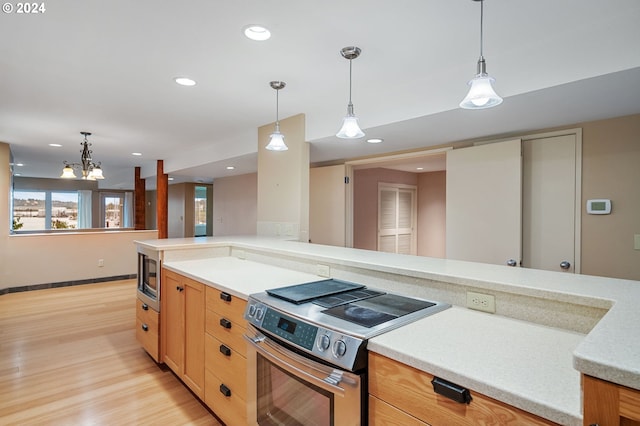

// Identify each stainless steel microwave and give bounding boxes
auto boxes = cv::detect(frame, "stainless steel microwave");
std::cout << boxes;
[137,246,160,312]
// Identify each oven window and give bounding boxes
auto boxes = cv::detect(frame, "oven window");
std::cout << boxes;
[257,353,334,426]
[143,257,158,295]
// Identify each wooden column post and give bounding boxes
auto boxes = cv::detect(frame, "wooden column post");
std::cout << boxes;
[157,160,168,239]
[134,166,146,230]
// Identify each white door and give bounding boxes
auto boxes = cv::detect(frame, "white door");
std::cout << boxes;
[309,165,346,246]
[446,139,522,266]
[522,134,578,272]
[378,184,417,255]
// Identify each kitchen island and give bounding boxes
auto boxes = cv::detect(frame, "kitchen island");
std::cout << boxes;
[137,236,640,425]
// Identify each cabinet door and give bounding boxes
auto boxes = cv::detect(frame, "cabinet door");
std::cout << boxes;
[446,139,522,266]
[182,277,205,398]
[162,270,184,373]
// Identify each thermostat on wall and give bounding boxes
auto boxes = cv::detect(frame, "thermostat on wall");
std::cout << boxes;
[586,199,611,214]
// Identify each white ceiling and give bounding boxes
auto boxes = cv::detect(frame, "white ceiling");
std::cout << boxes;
[2,0,640,189]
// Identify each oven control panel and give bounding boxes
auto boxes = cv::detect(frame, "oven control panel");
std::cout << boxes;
[244,301,365,370]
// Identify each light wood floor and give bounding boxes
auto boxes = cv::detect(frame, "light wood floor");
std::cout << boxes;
[0,280,223,425]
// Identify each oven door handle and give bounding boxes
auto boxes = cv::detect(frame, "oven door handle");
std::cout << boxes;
[244,330,357,396]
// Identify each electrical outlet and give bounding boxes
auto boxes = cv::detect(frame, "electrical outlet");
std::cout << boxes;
[98,259,104,267]
[466,291,495,313]
[317,264,331,278]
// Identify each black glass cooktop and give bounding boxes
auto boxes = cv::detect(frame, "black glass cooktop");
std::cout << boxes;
[322,293,437,328]
[265,279,364,304]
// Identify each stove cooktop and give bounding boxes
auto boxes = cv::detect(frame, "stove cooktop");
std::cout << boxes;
[249,278,449,338]
[245,278,450,371]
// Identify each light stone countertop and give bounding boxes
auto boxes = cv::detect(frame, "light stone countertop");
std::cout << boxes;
[368,307,585,425]
[162,256,321,299]
[138,236,640,424]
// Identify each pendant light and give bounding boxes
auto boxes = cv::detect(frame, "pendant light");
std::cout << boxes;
[459,0,503,109]
[336,46,365,139]
[61,132,105,180]
[265,81,288,151]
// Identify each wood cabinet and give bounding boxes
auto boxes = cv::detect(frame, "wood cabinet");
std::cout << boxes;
[135,298,160,362]
[368,352,555,426]
[204,286,248,426]
[161,269,205,398]
[583,374,640,426]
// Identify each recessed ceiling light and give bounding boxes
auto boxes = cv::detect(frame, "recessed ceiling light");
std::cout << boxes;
[168,177,174,181]
[49,143,62,147]
[367,138,383,144]
[416,167,424,171]
[14,173,21,176]
[243,25,271,41]
[132,152,142,156]
[15,163,24,167]
[226,166,235,170]
[174,77,196,86]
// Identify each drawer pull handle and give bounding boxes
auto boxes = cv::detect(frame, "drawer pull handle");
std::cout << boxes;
[141,323,149,332]
[219,384,231,397]
[219,318,232,329]
[142,303,149,311]
[220,292,232,302]
[176,286,184,292]
[431,377,472,404]
[219,344,232,356]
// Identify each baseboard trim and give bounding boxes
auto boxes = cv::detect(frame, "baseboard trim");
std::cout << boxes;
[0,274,137,295]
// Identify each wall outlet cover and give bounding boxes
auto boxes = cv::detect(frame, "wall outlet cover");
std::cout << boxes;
[466,291,496,314]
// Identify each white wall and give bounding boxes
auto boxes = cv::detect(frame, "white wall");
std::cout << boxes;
[213,173,257,236]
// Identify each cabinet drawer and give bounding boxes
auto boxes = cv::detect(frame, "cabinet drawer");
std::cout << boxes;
[205,368,247,426]
[205,309,247,358]
[369,352,555,426]
[135,316,159,362]
[205,286,247,325]
[205,334,247,400]
[136,298,159,325]
[369,395,428,426]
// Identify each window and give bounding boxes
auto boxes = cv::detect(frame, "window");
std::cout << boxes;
[12,185,134,232]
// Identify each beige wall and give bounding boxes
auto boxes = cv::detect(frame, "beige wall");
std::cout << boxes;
[213,173,257,236]
[348,114,640,280]
[417,171,446,258]
[581,114,640,280]
[257,114,309,241]
[353,168,418,251]
[168,183,187,238]
[1,140,157,291]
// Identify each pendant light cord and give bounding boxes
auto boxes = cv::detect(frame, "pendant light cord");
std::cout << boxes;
[348,58,353,105]
[275,88,279,124]
[479,0,484,60]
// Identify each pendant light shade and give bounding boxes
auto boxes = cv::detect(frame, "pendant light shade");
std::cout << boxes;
[336,46,365,139]
[266,81,288,151]
[460,0,503,110]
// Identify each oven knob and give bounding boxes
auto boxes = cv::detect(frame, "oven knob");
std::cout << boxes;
[255,308,264,321]
[317,334,331,351]
[333,339,347,358]
[248,304,257,317]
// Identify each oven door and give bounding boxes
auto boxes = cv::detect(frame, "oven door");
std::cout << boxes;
[245,325,364,426]
[136,249,160,312]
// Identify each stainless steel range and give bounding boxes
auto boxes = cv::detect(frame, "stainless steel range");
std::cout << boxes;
[243,278,450,425]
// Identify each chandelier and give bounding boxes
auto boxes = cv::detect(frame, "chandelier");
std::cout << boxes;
[60,132,105,180]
